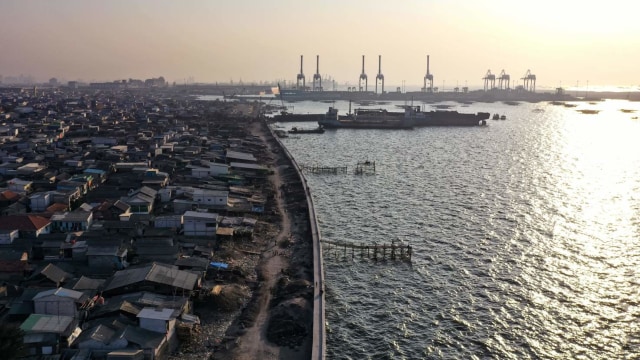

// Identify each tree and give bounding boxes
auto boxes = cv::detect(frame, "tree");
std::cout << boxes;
[0,323,25,360]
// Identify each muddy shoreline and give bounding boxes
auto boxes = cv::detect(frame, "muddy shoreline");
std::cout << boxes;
[170,118,314,360]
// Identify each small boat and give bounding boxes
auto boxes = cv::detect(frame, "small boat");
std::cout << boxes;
[288,126,325,134]
[576,109,600,114]
[492,113,500,120]
[274,129,288,138]
[500,115,506,120]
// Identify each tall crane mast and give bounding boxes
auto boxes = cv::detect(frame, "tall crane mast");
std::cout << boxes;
[422,55,434,92]
[375,55,385,94]
[359,55,368,92]
[296,55,305,89]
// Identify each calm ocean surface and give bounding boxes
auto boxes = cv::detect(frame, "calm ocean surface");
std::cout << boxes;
[275,98,640,359]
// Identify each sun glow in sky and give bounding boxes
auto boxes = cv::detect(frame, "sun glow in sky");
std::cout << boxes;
[1,0,639,88]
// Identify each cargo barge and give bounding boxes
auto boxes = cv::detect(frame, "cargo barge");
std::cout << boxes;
[271,111,325,122]
[319,107,414,129]
[319,105,489,129]
[288,126,325,134]
[417,109,490,126]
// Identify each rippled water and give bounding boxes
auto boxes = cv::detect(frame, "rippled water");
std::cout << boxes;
[277,99,640,359]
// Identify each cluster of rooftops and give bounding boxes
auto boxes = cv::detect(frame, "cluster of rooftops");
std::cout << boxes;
[0,85,272,359]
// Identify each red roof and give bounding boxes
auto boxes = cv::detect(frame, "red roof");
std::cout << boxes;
[0,215,50,231]
[0,190,20,202]
[46,203,69,213]
[0,261,28,273]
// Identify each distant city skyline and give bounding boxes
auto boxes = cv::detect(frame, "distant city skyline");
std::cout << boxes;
[1,1,639,89]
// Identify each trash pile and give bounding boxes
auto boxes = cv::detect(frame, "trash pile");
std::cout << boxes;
[266,297,312,348]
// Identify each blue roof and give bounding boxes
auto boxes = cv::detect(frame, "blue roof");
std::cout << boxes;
[210,262,228,269]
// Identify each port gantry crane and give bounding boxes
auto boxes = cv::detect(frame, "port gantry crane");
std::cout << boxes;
[375,55,385,94]
[422,55,434,92]
[498,69,510,90]
[358,55,368,92]
[483,70,496,91]
[521,69,536,92]
[296,55,305,89]
[312,55,322,91]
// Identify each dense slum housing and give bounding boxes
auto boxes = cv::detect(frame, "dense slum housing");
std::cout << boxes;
[0,85,270,359]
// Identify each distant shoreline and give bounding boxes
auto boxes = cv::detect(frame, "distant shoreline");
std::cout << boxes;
[194,89,640,103]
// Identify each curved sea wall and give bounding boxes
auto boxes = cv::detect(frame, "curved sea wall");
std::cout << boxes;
[266,119,326,360]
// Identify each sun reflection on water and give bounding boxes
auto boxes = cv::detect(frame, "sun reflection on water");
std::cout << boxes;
[526,101,640,356]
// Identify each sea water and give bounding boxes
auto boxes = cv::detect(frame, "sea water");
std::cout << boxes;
[278,98,640,359]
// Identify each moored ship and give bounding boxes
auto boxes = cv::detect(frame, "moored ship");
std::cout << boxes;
[272,111,325,122]
[319,105,489,129]
[416,109,490,126]
[288,126,325,134]
[319,107,414,129]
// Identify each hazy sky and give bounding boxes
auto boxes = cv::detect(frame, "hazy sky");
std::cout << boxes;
[1,0,639,89]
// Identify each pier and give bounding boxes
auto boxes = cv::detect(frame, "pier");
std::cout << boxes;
[301,164,348,175]
[301,160,376,175]
[322,239,412,262]
[355,160,376,175]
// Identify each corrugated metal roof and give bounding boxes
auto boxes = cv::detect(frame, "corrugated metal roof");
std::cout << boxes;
[138,292,187,309]
[20,314,74,333]
[103,265,150,291]
[147,263,198,290]
[23,332,57,343]
[78,324,115,344]
[72,276,105,290]
[33,287,85,301]
[106,349,143,357]
[174,257,209,268]
[88,299,141,320]
[121,325,164,349]
[103,262,198,292]
[87,245,119,256]
[225,150,256,162]
[183,210,217,220]
[137,307,179,320]
[40,263,72,283]
[229,162,267,171]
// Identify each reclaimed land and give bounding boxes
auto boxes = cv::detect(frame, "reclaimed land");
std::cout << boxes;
[150,100,313,360]
[207,118,314,360]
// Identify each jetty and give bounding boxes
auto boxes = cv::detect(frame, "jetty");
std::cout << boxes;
[301,160,376,175]
[355,160,376,175]
[301,165,348,175]
[322,239,412,262]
